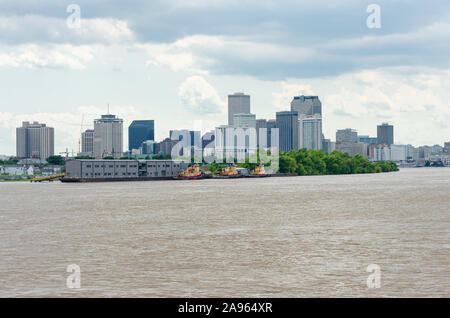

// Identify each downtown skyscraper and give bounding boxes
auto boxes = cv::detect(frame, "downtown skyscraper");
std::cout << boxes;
[291,95,322,116]
[377,123,394,146]
[81,129,94,156]
[16,121,54,160]
[276,111,299,152]
[93,114,123,158]
[299,114,322,150]
[290,95,323,151]
[228,92,250,126]
[128,120,155,151]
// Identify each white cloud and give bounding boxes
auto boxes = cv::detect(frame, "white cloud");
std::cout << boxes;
[140,38,209,74]
[266,66,450,146]
[0,15,134,70]
[0,15,134,45]
[323,21,450,52]
[140,34,315,75]
[136,15,450,79]
[293,67,450,146]
[272,82,315,111]
[178,75,225,114]
[0,44,101,69]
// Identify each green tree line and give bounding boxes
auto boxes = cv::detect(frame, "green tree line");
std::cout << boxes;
[279,149,398,175]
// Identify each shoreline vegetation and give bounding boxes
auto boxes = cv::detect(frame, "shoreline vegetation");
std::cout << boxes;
[201,149,399,176]
[278,149,398,175]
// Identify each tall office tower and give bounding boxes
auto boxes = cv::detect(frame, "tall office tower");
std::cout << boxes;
[291,95,322,116]
[336,128,358,143]
[81,129,94,156]
[16,124,27,158]
[128,120,155,151]
[377,123,394,146]
[16,121,54,160]
[93,114,123,158]
[233,113,256,128]
[276,111,299,152]
[256,119,268,148]
[228,92,250,126]
[266,119,277,148]
[300,114,322,150]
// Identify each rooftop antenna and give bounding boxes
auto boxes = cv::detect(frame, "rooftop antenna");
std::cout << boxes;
[107,103,110,115]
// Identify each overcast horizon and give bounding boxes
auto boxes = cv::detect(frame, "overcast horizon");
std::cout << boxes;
[1,0,449,155]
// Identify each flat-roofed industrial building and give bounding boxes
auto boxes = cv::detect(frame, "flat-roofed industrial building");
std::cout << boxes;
[65,159,188,179]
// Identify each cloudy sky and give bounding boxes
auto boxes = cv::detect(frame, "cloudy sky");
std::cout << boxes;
[0,0,449,155]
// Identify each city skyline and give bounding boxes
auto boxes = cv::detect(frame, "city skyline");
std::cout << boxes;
[7,99,450,159]
[1,83,449,155]
[1,1,450,154]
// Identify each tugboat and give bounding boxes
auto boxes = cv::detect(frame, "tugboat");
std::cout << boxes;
[213,164,243,179]
[201,167,213,179]
[248,165,270,178]
[174,164,203,180]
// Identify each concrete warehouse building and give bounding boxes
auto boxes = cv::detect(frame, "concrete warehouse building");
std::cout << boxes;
[65,159,189,179]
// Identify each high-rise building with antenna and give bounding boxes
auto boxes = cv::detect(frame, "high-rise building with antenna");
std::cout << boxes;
[93,112,123,159]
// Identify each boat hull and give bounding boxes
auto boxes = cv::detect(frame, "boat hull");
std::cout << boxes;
[212,175,244,179]
[247,174,271,178]
[172,175,204,180]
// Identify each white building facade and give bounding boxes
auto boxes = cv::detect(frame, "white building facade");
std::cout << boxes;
[299,114,322,150]
[93,114,123,159]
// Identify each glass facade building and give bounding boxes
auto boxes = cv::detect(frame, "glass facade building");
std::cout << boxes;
[300,115,322,150]
[128,120,155,151]
[276,111,299,152]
